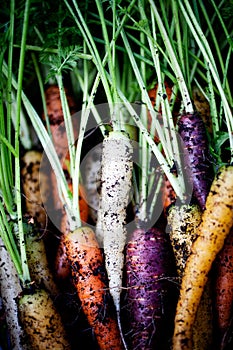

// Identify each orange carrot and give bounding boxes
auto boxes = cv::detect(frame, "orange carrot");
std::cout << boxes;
[42,85,89,280]
[64,227,123,350]
[55,183,89,280]
[162,175,177,215]
[147,80,180,140]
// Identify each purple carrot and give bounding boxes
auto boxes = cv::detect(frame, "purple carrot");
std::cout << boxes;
[124,227,178,350]
[177,112,212,210]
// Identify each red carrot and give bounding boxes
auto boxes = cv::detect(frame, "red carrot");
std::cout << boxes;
[124,227,178,350]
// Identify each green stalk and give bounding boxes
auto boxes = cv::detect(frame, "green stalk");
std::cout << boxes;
[64,0,137,112]
[73,67,106,135]
[14,44,92,59]
[208,0,233,50]
[72,43,90,227]
[2,60,74,226]
[171,0,186,78]
[14,0,31,286]
[178,0,233,160]
[56,15,76,181]
[56,72,76,180]
[0,203,22,278]
[6,0,15,189]
[31,52,52,139]
[197,0,232,104]
[205,60,219,139]
[149,0,194,114]
[143,0,186,205]
[68,0,113,109]
[0,89,14,214]
[137,0,149,223]
[119,27,170,160]
[116,86,186,201]
[0,134,17,157]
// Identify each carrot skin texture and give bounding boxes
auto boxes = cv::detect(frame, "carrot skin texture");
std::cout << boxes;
[167,204,202,278]
[177,112,212,210]
[64,227,123,350]
[214,227,233,348]
[167,204,213,349]
[125,227,178,350]
[21,150,49,228]
[192,86,212,134]
[162,175,177,215]
[98,131,133,315]
[18,289,70,350]
[26,232,59,298]
[173,166,233,350]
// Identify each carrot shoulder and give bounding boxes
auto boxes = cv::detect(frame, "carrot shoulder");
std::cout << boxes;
[64,227,123,350]
[173,165,233,350]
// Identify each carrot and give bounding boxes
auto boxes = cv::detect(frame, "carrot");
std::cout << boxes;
[0,239,24,350]
[25,229,59,298]
[64,226,123,350]
[192,279,213,350]
[147,80,180,141]
[192,86,212,135]
[125,227,178,350]
[21,150,49,228]
[96,131,133,326]
[173,165,233,350]
[177,112,213,211]
[54,182,88,280]
[162,175,177,215]
[18,288,70,349]
[167,204,202,278]
[213,226,233,349]
[167,204,213,349]
[82,143,103,225]
[41,85,89,279]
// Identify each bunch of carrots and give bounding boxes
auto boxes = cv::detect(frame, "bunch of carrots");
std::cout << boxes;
[1,0,233,350]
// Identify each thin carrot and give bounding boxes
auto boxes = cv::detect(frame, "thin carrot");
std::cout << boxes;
[64,226,123,350]
[177,112,213,211]
[173,165,233,349]
[192,86,212,135]
[25,230,59,298]
[21,150,49,228]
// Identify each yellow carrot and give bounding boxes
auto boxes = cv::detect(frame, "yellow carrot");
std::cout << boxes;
[173,165,233,349]
[18,288,70,349]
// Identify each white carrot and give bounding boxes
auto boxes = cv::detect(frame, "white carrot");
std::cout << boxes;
[97,130,133,328]
[0,239,24,350]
